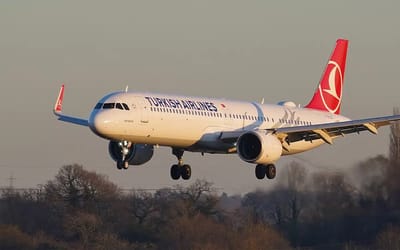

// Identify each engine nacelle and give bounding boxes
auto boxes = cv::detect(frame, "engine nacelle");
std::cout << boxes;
[237,131,282,164]
[108,141,154,165]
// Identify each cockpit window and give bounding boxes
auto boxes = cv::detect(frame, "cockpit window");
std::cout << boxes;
[94,103,103,109]
[116,103,123,110]
[103,103,115,109]
[96,102,130,110]
[122,103,130,110]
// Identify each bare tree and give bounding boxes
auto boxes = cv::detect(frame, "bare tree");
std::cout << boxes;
[375,225,400,250]
[129,191,158,224]
[389,107,400,164]
[160,213,291,250]
[354,155,388,206]
[176,179,219,217]
[63,211,101,247]
[388,107,400,207]
[44,164,120,209]
[0,224,35,249]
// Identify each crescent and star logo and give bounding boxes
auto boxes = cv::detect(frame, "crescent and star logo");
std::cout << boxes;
[318,60,343,113]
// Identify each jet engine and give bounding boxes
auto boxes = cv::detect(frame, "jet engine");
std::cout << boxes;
[108,141,154,165]
[237,131,282,164]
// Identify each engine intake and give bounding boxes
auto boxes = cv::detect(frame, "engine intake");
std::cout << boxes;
[108,141,154,165]
[237,131,282,164]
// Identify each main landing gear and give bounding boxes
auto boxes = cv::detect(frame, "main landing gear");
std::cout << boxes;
[255,164,276,180]
[170,148,191,180]
[116,141,131,170]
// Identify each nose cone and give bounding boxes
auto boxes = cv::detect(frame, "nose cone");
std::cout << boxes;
[89,111,112,138]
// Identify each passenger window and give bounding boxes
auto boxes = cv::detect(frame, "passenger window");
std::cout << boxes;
[103,103,115,109]
[122,103,130,110]
[116,103,123,110]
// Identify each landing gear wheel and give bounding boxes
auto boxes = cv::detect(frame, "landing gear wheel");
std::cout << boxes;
[266,164,276,179]
[122,161,129,170]
[255,164,266,179]
[170,164,181,180]
[117,160,126,170]
[181,164,191,180]
[171,148,193,180]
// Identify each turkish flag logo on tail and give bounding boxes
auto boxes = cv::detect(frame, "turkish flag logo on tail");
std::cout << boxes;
[305,39,348,114]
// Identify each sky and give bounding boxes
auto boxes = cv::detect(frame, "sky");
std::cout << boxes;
[0,1,399,194]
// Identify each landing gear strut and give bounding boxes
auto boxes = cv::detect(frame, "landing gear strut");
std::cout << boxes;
[255,164,276,180]
[170,148,191,180]
[116,141,131,170]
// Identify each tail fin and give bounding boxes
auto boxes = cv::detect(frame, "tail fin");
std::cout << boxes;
[305,39,348,114]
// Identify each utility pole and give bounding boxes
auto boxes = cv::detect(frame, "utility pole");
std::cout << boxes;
[8,174,16,189]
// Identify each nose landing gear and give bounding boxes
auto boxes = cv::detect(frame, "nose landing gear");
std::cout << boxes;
[116,141,131,170]
[170,148,191,180]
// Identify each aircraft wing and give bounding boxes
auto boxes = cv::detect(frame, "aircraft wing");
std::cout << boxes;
[53,85,89,127]
[220,115,400,146]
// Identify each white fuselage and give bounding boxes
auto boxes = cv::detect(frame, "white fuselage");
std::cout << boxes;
[88,92,350,156]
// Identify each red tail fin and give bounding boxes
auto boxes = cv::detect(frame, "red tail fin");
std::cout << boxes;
[305,39,348,114]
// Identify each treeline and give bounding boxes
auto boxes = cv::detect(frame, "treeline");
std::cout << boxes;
[1,157,400,250]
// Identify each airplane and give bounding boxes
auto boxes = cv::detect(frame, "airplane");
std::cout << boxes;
[53,39,400,180]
